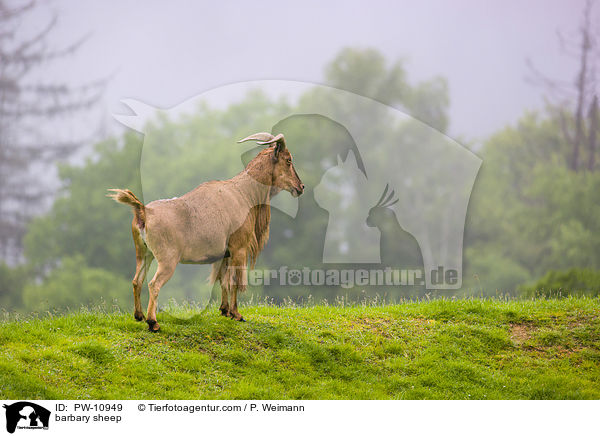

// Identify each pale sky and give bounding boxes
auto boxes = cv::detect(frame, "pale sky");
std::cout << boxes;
[25,0,594,145]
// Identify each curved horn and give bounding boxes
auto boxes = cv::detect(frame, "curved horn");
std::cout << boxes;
[237,132,275,143]
[256,133,285,148]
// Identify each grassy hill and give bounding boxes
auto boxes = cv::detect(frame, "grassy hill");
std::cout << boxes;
[1,297,599,399]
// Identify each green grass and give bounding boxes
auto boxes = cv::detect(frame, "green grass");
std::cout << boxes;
[1,297,599,399]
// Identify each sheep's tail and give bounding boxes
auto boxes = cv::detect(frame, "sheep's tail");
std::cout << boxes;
[107,188,146,229]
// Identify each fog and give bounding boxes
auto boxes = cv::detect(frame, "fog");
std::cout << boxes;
[26,0,589,143]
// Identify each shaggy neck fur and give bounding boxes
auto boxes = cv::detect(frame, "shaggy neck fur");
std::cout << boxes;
[232,148,277,207]
[230,149,276,266]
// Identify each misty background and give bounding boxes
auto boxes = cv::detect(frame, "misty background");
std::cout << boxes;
[30,0,586,141]
[1,0,599,313]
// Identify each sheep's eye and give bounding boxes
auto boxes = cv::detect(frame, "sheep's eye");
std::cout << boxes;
[287,159,292,165]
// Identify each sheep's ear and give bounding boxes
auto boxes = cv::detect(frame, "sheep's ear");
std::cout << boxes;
[273,139,286,159]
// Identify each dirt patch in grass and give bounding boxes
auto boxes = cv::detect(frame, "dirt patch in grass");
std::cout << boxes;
[349,317,438,339]
[350,317,396,337]
[553,345,583,357]
[510,323,535,344]
[567,313,599,329]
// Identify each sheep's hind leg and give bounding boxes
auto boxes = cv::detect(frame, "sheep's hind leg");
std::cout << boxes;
[146,259,176,332]
[132,256,148,321]
[131,221,152,321]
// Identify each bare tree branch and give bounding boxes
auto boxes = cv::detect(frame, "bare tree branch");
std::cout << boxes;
[570,0,594,171]
[0,1,106,262]
[0,0,35,20]
[527,0,598,172]
[588,95,598,170]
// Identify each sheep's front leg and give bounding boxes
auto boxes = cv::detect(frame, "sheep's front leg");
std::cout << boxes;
[219,285,230,316]
[227,251,247,322]
[214,260,229,316]
[229,287,245,322]
[210,260,232,317]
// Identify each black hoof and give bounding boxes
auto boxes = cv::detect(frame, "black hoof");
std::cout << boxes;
[134,312,145,322]
[239,317,246,322]
[147,320,160,332]
[220,308,229,316]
